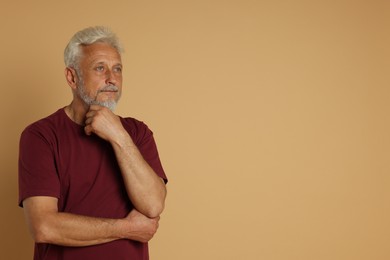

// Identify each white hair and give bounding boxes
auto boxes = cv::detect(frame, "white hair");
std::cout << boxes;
[64,26,124,70]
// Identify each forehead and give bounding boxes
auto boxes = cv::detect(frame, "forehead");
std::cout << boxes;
[80,42,122,65]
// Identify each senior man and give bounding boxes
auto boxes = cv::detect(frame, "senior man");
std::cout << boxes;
[18,26,167,260]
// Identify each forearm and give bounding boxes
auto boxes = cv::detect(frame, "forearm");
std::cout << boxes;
[83,106,166,217]
[26,210,125,247]
[111,134,167,218]
[24,197,160,247]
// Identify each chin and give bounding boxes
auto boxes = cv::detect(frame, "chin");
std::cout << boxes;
[91,100,118,111]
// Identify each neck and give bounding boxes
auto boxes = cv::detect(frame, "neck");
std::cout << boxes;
[64,101,89,125]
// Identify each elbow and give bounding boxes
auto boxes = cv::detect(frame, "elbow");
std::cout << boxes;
[143,187,167,218]
[144,202,165,219]
[141,195,166,218]
[134,185,167,218]
[23,197,60,244]
[32,231,48,244]
[152,205,165,219]
[31,222,51,243]
[29,221,55,244]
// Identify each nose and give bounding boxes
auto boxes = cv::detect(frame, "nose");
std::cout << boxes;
[105,69,119,86]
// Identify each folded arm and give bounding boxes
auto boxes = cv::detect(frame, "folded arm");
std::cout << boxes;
[23,196,159,247]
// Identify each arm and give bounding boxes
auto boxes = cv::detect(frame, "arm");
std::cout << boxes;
[23,196,159,247]
[84,105,167,218]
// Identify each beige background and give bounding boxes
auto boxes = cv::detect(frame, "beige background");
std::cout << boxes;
[1,0,389,259]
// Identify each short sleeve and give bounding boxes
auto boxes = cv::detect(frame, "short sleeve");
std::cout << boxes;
[139,127,168,183]
[18,126,61,207]
[122,118,168,183]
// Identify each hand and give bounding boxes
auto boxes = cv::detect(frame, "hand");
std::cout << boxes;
[122,209,160,243]
[84,105,126,143]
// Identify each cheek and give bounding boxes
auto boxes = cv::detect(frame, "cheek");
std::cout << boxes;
[116,75,123,83]
[85,76,104,88]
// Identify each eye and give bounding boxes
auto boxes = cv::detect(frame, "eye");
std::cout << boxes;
[114,66,122,73]
[95,66,105,72]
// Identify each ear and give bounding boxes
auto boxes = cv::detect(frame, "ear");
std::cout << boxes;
[64,67,78,89]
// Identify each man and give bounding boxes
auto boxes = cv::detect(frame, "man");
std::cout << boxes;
[18,26,168,260]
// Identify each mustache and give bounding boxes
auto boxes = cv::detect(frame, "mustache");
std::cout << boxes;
[98,85,119,92]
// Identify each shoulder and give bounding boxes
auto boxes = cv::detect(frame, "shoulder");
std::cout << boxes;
[119,116,154,143]
[21,108,66,142]
[120,117,151,132]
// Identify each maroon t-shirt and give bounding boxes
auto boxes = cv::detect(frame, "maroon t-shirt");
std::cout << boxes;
[18,108,167,260]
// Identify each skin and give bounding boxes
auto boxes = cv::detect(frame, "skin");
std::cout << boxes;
[23,42,167,246]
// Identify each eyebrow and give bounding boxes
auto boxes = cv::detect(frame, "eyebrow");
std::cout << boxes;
[92,61,123,67]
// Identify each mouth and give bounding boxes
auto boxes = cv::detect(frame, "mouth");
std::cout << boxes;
[96,85,119,97]
[97,91,118,99]
[93,87,119,102]
[99,85,119,92]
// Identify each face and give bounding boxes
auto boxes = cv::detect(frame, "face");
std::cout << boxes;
[75,42,123,110]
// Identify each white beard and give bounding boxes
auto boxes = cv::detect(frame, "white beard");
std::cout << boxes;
[76,80,120,111]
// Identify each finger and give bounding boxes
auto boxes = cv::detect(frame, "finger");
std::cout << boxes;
[90,104,109,111]
[84,117,93,125]
[85,110,96,119]
[84,125,93,136]
[89,104,101,111]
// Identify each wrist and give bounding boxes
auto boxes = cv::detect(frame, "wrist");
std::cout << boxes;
[113,218,128,239]
[111,131,135,150]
